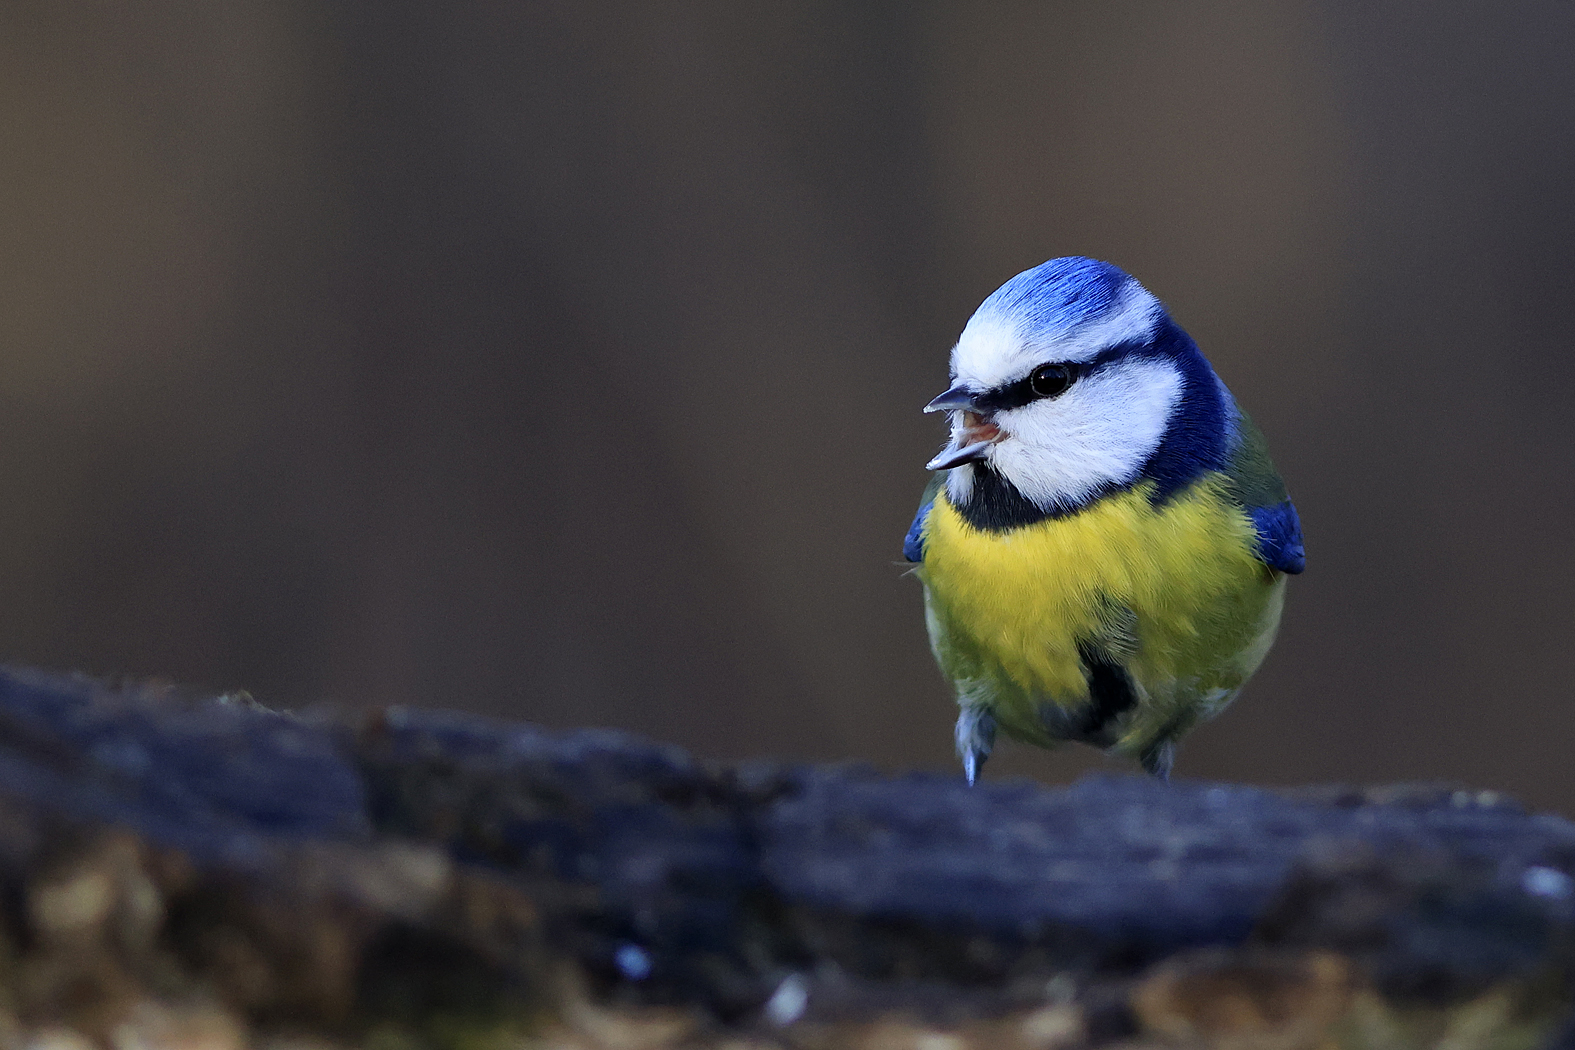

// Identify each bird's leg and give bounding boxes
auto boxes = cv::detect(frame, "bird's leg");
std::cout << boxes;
[1140,738,1176,782]
[955,706,997,786]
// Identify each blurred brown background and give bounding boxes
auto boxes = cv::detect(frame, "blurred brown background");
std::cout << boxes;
[2,2,1573,807]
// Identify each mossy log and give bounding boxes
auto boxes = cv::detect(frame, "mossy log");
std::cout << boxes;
[0,666,1567,1049]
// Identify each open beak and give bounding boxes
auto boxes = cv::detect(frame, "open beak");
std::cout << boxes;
[923,384,1002,470]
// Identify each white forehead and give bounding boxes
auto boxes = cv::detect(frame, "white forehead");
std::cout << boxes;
[950,269,1162,391]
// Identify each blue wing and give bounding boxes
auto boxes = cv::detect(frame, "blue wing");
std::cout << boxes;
[903,498,933,563]
[1249,499,1305,575]
[1221,404,1305,575]
[904,475,946,563]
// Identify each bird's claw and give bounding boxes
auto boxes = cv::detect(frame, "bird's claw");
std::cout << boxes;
[955,706,997,786]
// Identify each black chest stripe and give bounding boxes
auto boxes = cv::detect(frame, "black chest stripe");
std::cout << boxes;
[1038,642,1139,746]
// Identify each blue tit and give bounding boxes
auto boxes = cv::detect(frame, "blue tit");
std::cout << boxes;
[904,257,1303,783]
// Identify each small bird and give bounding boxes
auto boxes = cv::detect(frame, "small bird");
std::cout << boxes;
[904,257,1303,783]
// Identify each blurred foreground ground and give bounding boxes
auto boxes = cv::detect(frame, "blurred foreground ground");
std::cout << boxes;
[1,667,1571,1050]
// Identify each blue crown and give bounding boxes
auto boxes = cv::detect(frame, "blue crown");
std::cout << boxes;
[977,257,1140,335]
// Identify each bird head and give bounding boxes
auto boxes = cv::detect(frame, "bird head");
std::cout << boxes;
[925,257,1207,516]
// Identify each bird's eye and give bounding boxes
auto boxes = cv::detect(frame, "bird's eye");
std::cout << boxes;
[1029,363,1073,399]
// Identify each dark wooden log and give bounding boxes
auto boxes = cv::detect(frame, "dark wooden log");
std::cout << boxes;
[0,665,1567,1049]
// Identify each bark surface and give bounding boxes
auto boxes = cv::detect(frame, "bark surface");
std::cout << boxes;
[0,667,1566,1050]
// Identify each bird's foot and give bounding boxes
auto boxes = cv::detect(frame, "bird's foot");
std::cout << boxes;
[1140,739,1176,782]
[955,706,997,786]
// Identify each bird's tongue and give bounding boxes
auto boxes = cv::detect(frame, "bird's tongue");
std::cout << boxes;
[958,410,1000,445]
[925,411,1001,471]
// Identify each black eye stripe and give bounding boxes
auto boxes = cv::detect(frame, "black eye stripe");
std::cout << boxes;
[972,362,1080,412]
[969,340,1146,413]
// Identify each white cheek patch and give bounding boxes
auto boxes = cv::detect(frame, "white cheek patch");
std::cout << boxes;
[986,357,1184,510]
[944,459,974,506]
[949,280,1161,391]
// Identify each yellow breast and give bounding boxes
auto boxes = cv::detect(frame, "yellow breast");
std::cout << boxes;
[916,474,1282,744]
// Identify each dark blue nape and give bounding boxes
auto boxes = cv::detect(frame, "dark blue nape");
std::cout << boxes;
[1250,500,1306,574]
[1134,321,1232,504]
